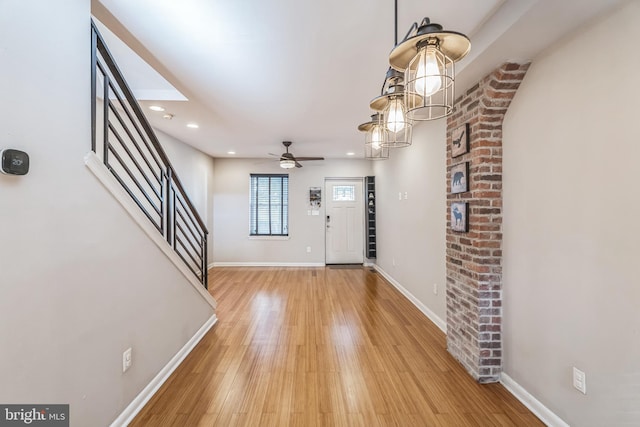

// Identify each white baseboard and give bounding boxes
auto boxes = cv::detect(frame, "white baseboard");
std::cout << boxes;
[373,265,565,425]
[500,373,569,427]
[85,152,217,310]
[110,314,218,427]
[211,262,326,267]
[373,265,447,333]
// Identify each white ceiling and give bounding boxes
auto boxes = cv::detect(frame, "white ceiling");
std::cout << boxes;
[93,0,622,160]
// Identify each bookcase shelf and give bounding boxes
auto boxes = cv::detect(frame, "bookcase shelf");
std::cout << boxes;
[365,176,376,259]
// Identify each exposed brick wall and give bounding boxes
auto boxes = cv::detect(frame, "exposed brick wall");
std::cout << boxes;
[446,62,530,383]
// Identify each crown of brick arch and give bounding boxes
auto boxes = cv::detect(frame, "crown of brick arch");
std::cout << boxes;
[446,62,530,383]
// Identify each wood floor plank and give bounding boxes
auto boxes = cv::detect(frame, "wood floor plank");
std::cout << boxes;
[129,266,544,426]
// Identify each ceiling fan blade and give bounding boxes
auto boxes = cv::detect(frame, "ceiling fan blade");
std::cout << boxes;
[267,142,322,166]
[294,156,325,161]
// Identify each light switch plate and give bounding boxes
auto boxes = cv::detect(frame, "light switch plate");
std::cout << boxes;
[123,348,132,373]
[573,367,586,394]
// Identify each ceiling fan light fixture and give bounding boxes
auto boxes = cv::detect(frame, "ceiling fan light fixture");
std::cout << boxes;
[274,141,323,168]
[280,159,296,169]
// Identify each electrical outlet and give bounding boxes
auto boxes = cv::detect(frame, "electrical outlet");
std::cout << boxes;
[123,348,132,373]
[573,367,586,394]
[433,283,438,295]
[306,246,311,253]
[398,192,402,201]
[404,192,408,200]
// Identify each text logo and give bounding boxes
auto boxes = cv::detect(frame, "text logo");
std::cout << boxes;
[0,405,68,427]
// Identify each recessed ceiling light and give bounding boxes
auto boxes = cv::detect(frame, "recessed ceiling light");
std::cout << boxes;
[346,152,355,156]
[163,113,174,120]
[227,151,236,155]
[186,123,199,129]
[149,105,165,112]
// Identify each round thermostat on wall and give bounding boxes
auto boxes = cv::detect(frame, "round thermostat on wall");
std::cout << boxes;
[0,149,30,175]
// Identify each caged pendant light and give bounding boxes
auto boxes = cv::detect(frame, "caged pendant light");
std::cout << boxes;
[357,1,470,155]
[369,68,419,148]
[358,114,390,160]
[389,16,470,121]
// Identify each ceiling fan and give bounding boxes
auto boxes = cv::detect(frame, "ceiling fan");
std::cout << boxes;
[270,141,324,169]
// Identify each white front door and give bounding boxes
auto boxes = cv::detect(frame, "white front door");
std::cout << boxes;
[325,179,364,264]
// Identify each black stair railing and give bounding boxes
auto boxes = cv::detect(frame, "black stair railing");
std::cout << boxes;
[90,21,208,289]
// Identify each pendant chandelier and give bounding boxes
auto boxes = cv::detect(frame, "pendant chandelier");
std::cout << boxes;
[389,17,470,121]
[358,114,390,160]
[356,2,470,157]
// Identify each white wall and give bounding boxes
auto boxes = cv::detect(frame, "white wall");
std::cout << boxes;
[502,2,640,425]
[373,121,448,326]
[212,158,372,264]
[157,130,215,263]
[0,2,214,426]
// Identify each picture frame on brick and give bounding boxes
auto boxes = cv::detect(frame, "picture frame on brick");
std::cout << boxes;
[450,162,469,194]
[450,202,468,232]
[451,123,469,158]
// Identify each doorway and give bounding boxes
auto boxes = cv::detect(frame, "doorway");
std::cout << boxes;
[324,178,364,264]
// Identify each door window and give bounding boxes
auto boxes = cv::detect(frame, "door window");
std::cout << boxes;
[332,185,355,201]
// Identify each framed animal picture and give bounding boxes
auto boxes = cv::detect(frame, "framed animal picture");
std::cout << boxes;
[451,202,469,232]
[450,162,469,194]
[451,123,469,158]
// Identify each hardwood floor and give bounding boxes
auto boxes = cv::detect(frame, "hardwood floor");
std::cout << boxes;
[130,267,543,426]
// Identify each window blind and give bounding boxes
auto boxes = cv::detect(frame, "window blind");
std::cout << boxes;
[250,174,288,236]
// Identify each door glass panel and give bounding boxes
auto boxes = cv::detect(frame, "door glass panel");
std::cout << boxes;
[332,185,355,201]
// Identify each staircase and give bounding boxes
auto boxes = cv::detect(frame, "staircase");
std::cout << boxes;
[90,21,209,288]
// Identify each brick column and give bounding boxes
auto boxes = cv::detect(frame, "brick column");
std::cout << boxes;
[446,62,530,383]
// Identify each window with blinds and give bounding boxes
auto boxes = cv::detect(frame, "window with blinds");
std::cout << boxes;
[250,174,289,236]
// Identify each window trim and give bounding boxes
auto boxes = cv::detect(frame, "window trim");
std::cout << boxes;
[249,173,289,237]
[248,235,290,241]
